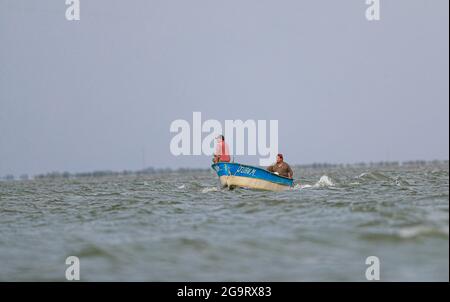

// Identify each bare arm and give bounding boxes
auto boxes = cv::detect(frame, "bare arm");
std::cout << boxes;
[287,164,293,179]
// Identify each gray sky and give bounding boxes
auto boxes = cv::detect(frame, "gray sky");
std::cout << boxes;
[1,0,448,176]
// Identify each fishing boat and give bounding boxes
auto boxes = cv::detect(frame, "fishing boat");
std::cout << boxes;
[211,162,294,191]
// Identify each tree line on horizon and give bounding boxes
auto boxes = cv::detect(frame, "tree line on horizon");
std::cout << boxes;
[1,160,448,181]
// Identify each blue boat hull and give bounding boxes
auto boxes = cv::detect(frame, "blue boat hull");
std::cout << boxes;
[211,162,294,191]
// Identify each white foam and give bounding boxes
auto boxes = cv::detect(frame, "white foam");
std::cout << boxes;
[292,176,335,190]
[313,175,335,188]
[397,226,449,239]
[177,184,185,189]
[293,184,312,190]
[201,187,218,193]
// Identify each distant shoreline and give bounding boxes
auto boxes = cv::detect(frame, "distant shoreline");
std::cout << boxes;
[1,160,448,181]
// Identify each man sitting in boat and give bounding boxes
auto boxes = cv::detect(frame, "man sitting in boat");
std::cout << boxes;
[267,154,293,179]
[213,135,231,163]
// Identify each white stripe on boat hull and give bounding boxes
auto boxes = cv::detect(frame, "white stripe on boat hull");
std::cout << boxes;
[219,176,290,192]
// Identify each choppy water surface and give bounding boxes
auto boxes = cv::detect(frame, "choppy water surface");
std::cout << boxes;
[0,164,448,281]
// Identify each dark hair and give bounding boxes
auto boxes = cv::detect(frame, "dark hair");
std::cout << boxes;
[219,135,225,141]
[277,153,283,159]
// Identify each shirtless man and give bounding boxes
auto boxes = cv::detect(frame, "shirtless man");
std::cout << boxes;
[267,154,293,179]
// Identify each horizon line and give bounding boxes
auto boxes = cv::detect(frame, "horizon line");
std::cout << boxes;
[2,159,449,179]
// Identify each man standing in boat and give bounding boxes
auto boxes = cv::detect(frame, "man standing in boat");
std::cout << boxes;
[213,135,231,163]
[267,154,293,179]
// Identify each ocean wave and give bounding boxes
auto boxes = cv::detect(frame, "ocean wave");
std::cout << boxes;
[293,184,312,189]
[313,175,335,188]
[356,172,410,187]
[362,226,449,241]
[201,187,219,193]
[357,171,391,181]
[393,176,410,186]
[396,226,449,239]
[293,175,335,190]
